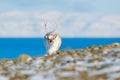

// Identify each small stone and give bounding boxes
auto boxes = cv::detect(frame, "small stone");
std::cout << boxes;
[2,63,7,71]
[1,59,8,64]
[13,59,18,64]
[91,74,107,79]
[62,66,76,71]
[19,54,33,63]
[111,43,120,48]
[67,50,75,56]
[116,77,120,80]
[79,71,88,80]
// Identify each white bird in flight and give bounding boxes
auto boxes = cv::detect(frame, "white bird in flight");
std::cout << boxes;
[44,21,62,55]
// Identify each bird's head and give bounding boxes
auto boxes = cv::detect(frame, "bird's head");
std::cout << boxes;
[43,21,59,45]
[44,31,57,44]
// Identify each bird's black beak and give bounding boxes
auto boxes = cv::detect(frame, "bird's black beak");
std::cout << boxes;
[48,38,53,44]
[49,39,52,43]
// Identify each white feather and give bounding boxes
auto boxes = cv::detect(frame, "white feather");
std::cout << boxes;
[44,32,61,55]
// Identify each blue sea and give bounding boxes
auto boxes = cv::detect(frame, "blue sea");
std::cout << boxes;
[0,38,120,59]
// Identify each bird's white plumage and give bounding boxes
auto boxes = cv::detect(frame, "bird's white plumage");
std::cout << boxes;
[44,31,61,55]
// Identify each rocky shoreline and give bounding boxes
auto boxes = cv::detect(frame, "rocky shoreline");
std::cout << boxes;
[0,43,120,80]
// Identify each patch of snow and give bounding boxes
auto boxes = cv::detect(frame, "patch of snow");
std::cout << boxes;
[28,72,56,80]
[0,76,9,80]
[89,66,120,76]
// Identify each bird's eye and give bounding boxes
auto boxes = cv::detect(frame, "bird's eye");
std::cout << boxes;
[53,34,57,39]
[44,36,47,39]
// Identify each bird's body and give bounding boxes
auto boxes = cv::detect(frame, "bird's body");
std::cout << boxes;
[44,31,61,55]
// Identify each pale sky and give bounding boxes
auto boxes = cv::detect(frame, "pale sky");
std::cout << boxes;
[0,0,120,37]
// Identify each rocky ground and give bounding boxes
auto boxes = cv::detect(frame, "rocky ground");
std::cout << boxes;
[0,43,120,80]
